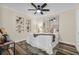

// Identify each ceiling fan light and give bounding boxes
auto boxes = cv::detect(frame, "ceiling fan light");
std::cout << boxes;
[37,10,41,13]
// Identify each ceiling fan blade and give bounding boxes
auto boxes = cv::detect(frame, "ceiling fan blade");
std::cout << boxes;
[41,3,47,8]
[31,3,37,9]
[42,9,49,11]
[41,12,43,15]
[28,9,36,11]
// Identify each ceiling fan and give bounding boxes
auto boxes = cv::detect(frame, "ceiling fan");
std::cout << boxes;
[28,3,50,15]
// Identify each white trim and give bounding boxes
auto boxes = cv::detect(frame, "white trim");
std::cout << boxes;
[14,39,26,43]
[59,41,75,46]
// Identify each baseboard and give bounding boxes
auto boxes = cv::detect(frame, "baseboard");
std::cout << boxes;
[14,39,26,43]
[59,40,75,46]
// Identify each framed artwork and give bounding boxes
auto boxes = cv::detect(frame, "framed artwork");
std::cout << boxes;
[16,16,31,33]
[42,16,59,33]
[25,19,31,32]
[16,16,24,33]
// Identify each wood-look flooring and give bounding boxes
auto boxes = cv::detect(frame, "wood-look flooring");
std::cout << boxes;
[56,42,79,55]
[1,41,79,55]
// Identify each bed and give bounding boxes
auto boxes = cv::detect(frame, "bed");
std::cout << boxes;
[26,32,59,55]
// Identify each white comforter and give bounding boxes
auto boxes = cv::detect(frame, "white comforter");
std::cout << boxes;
[26,33,58,54]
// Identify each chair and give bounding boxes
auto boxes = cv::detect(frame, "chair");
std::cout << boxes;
[0,40,15,55]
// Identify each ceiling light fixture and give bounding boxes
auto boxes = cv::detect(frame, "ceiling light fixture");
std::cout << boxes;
[28,3,50,15]
[37,10,41,13]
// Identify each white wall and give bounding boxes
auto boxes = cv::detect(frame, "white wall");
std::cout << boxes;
[0,6,49,42]
[0,6,31,42]
[0,6,46,42]
[0,6,2,27]
[59,9,76,45]
[0,6,76,46]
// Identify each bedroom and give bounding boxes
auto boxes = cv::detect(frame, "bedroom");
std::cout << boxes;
[0,3,79,55]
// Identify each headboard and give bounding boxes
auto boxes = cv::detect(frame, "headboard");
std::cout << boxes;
[33,33,55,42]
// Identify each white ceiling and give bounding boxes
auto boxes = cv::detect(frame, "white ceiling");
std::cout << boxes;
[0,3,77,16]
